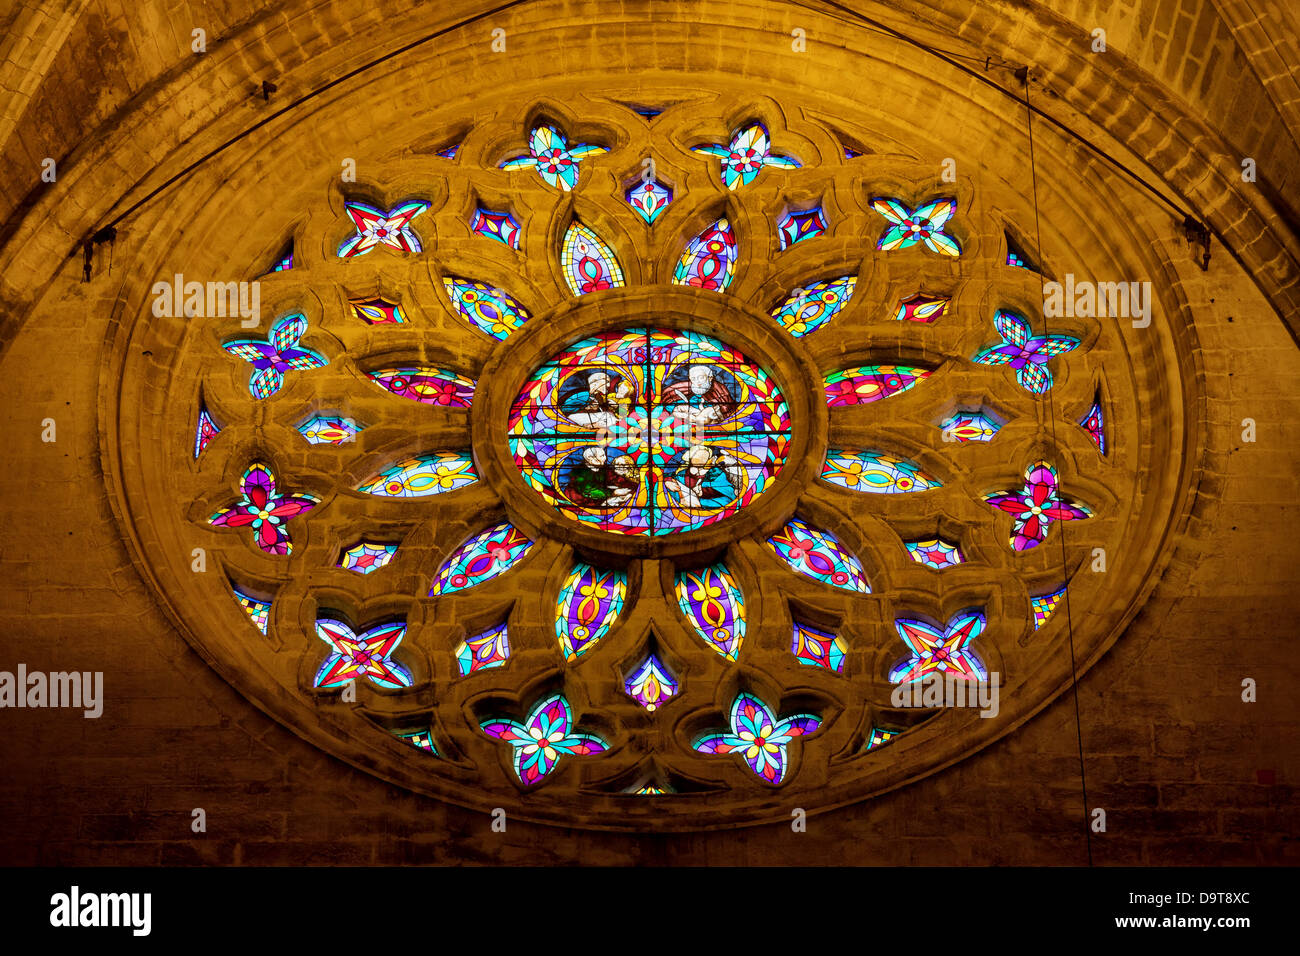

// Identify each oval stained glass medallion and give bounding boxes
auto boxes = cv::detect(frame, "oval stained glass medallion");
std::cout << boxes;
[507,327,791,535]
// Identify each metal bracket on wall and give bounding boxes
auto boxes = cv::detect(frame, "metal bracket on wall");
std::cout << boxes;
[1182,216,1212,271]
[80,225,117,282]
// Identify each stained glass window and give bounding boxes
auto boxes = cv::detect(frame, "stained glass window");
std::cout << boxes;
[626,180,672,223]
[500,125,608,191]
[821,449,941,494]
[824,365,931,406]
[940,408,1003,443]
[675,564,745,659]
[894,292,949,323]
[871,197,961,256]
[791,621,847,672]
[865,727,901,750]
[197,100,1128,809]
[297,414,363,445]
[232,585,270,634]
[556,563,627,660]
[222,313,327,400]
[349,296,406,324]
[480,693,607,785]
[770,276,857,337]
[693,693,820,784]
[470,207,521,248]
[983,460,1093,551]
[692,124,800,190]
[777,207,827,249]
[1080,393,1105,453]
[833,127,869,160]
[972,309,1080,394]
[263,239,293,274]
[625,654,678,711]
[356,452,477,498]
[905,538,964,569]
[889,609,987,683]
[672,218,737,291]
[194,399,220,458]
[367,367,475,407]
[765,517,870,592]
[395,729,438,754]
[209,463,318,556]
[337,200,429,257]
[561,221,625,295]
[1031,586,1067,629]
[442,277,531,339]
[136,77,1162,828]
[429,521,534,595]
[1005,233,1038,271]
[314,617,413,690]
[455,623,511,675]
[339,542,397,574]
[508,328,790,535]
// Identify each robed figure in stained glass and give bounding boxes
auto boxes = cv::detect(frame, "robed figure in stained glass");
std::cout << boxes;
[508,327,792,535]
[565,446,638,507]
[661,365,738,425]
[560,370,633,428]
[664,444,743,508]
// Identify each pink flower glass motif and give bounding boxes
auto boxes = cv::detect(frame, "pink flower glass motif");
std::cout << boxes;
[208,463,319,555]
[693,693,821,784]
[982,460,1093,551]
[480,693,608,786]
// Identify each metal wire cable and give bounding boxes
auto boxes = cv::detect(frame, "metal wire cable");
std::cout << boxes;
[1023,75,1094,866]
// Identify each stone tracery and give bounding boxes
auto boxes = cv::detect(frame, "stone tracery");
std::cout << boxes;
[106,88,1161,829]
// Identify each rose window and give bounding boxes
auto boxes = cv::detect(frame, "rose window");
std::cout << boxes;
[107,91,1168,831]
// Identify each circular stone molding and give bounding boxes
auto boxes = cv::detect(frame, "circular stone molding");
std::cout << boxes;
[474,289,824,562]
[100,73,1196,831]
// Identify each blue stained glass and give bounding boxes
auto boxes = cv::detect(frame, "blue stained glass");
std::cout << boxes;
[626,180,673,223]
